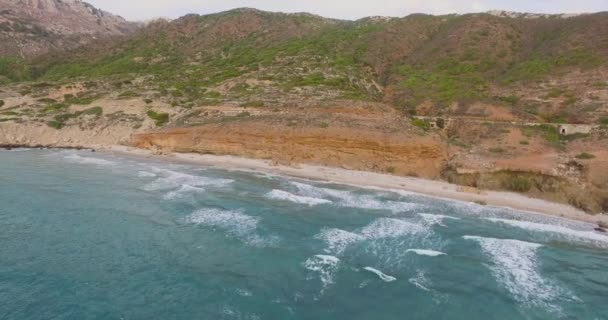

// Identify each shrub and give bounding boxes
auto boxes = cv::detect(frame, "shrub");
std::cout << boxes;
[147,110,169,127]
[502,176,532,192]
[144,99,153,104]
[576,152,595,160]
[600,117,608,127]
[411,118,431,131]
[0,100,4,107]
[520,140,530,145]
[435,118,445,129]
[489,147,505,153]
[46,120,64,129]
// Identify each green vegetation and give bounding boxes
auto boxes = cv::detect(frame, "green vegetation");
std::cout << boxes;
[147,110,170,126]
[0,57,31,82]
[519,140,530,145]
[411,118,431,131]
[46,120,64,129]
[240,101,265,108]
[600,117,608,128]
[0,100,4,107]
[502,175,532,192]
[399,59,488,107]
[503,50,603,83]
[43,103,69,113]
[576,152,595,160]
[46,106,104,129]
[489,147,505,153]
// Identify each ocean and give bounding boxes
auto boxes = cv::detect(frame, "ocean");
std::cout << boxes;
[1,149,607,320]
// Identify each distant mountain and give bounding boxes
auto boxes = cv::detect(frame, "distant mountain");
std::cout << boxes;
[2,7,608,123]
[0,0,138,57]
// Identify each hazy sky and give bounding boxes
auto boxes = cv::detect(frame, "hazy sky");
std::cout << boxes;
[86,0,608,21]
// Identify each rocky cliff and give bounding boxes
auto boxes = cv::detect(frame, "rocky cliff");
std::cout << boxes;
[0,0,137,57]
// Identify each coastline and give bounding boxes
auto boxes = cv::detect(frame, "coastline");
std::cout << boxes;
[99,145,607,226]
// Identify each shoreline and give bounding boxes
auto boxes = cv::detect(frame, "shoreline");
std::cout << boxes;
[98,145,607,226]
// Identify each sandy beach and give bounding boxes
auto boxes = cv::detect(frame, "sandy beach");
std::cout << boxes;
[103,145,608,226]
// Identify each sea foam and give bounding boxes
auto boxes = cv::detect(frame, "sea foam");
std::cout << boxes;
[185,208,266,246]
[363,267,397,282]
[486,218,608,247]
[304,255,341,293]
[464,235,563,311]
[419,213,460,227]
[64,154,116,166]
[290,181,420,213]
[142,168,233,192]
[265,189,331,206]
[360,218,428,239]
[406,249,447,257]
[315,228,365,255]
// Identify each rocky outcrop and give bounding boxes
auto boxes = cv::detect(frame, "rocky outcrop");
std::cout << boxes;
[0,0,137,57]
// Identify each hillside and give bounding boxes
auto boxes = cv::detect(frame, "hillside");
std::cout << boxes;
[0,0,137,58]
[1,7,607,214]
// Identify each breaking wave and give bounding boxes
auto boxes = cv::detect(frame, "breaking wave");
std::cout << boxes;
[290,181,420,213]
[265,189,332,206]
[304,255,340,294]
[363,267,397,282]
[315,228,365,255]
[162,184,206,200]
[486,218,608,247]
[360,218,428,240]
[419,213,460,227]
[464,235,565,312]
[406,249,447,257]
[184,208,268,246]
[64,154,116,166]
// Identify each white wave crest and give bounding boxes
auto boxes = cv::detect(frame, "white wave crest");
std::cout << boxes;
[265,189,331,206]
[364,267,397,282]
[464,235,563,310]
[406,249,447,257]
[185,209,266,246]
[409,270,431,292]
[162,184,206,200]
[290,181,420,213]
[137,171,157,178]
[64,154,116,166]
[419,213,460,227]
[304,255,341,293]
[486,218,608,247]
[143,169,233,192]
[360,218,428,239]
[315,228,365,255]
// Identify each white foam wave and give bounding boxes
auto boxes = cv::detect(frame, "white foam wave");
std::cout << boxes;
[486,218,608,247]
[137,171,157,178]
[64,154,116,166]
[290,181,420,213]
[162,184,206,200]
[364,267,397,282]
[419,213,460,227]
[409,270,431,292]
[1,148,32,152]
[406,249,447,257]
[185,209,265,246]
[143,169,233,192]
[315,228,365,255]
[464,235,563,310]
[304,255,340,293]
[360,218,428,239]
[265,189,331,206]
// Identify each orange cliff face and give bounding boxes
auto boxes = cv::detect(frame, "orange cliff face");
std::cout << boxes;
[131,121,448,179]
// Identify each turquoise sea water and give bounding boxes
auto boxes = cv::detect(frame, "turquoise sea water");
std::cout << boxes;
[1,149,607,320]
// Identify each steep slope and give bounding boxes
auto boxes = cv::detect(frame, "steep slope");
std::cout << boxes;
[0,0,137,58]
